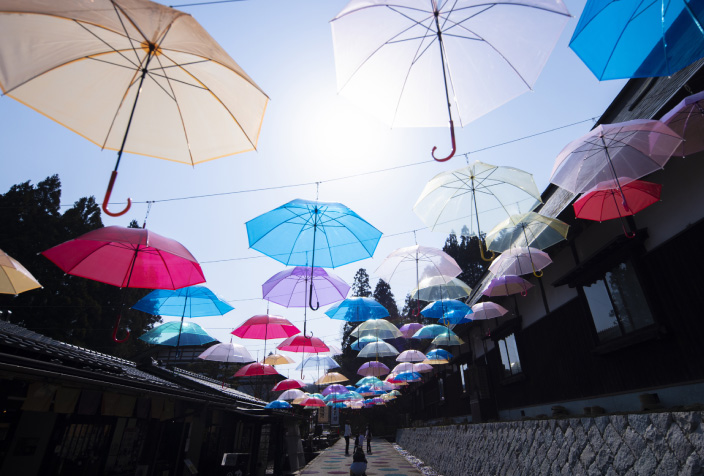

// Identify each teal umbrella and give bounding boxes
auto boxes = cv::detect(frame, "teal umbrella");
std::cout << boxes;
[139,321,217,347]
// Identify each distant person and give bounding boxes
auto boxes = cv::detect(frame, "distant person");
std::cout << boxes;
[365,425,372,454]
[357,430,365,455]
[344,421,352,455]
[350,446,367,476]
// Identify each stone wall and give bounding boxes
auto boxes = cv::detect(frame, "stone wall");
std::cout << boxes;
[396,412,704,475]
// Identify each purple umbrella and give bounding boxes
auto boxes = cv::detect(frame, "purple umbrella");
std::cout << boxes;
[357,361,390,377]
[471,302,509,320]
[481,275,534,297]
[399,323,423,339]
[322,384,348,396]
[262,266,350,308]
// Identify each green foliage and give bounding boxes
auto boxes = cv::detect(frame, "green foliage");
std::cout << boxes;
[0,175,159,359]
[351,268,372,297]
[373,279,398,319]
[443,230,491,289]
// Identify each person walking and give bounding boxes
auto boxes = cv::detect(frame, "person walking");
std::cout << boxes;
[365,425,372,454]
[344,421,352,455]
[350,446,368,476]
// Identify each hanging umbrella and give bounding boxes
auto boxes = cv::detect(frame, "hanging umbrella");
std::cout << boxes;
[139,321,217,347]
[425,348,453,364]
[246,199,382,314]
[485,212,569,254]
[322,384,348,396]
[278,389,306,401]
[357,361,390,377]
[550,119,682,236]
[412,275,472,301]
[488,247,552,278]
[392,371,423,383]
[357,341,399,359]
[397,350,427,363]
[299,396,326,407]
[350,335,379,351]
[482,275,534,297]
[262,266,350,308]
[354,319,402,340]
[0,248,41,295]
[325,297,390,322]
[42,226,206,342]
[316,372,349,385]
[574,179,662,222]
[414,161,543,260]
[356,376,383,386]
[392,362,427,374]
[323,344,343,356]
[399,323,424,339]
[277,335,330,354]
[331,1,570,161]
[234,362,280,377]
[291,393,311,405]
[272,378,306,392]
[264,353,296,366]
[661,90,704,157]
[132,285,233,352]
[412,324,458,339]
[231,315,300,340]
[266,400,292,409]
[470,302,509,321]
[0,0,268,217]
[569,0,704,80]
[296,355,340,371]
[198,343,254,363]
[432,333,464,346]
[420,299,473,325]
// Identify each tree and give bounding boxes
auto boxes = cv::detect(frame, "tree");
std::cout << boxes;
[336,268,373,376]
[373,279,399,319]
[351,268,372,297]
[443,229,491,289]
[0,176,159,359]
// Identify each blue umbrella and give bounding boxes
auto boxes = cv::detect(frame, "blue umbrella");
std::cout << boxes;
[570,0,704,80]
[420,299,473,325]
[412,324,456,339]
[246,199,382,311]
[426,349,453,361]
[138,321,217,347]
[325,296,389,322]
[266,400,292,409]
[296,355,340,371]
[350,335,379,351]
[392,371,422,383]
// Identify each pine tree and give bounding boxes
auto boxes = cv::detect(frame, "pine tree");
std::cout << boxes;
[351,268,372,297]
[443,230,490,289]
[373,279,399,319]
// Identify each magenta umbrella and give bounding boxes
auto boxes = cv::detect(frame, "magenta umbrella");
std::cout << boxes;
[482,275,534,297]
[232,314,300,362]
[234,362,280,377]
[399,323,423,339]
[272,378,306,392]
[357,361,390,377]
[42,225,205,342]
[277,335,329,354]
[262,266,350,307]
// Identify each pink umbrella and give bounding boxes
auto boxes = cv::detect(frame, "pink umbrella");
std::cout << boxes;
[272,378,306,392]
[262,266,350,307]
[660,90,704,157]
[396,350,426,362]
[357,361,390,377]
[42,225,205,342]
[277,335,329,353]
[482,275,534,297]
[471,302,509,320]
[399,323,424,339]
[234,362,280,377]
[231,315,300,340]
[489,247,552,278]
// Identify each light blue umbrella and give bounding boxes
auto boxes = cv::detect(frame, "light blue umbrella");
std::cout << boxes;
[350,335,379,351]
[570,0,704,80]
[420,299,473,325]
[356,376,383,386]
[412,324,456,339]
[296,355,340,371]
[266,400,292,409]
[325,297,389,322]
[138,321,217,347]
[246,199,382,311]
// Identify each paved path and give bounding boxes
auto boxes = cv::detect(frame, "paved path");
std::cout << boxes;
[296,438,423,476]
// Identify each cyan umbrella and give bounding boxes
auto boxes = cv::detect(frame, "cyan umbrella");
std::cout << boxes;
[325,297,389,322]
[246,199,382,312]
[266,400,292,409]
[139,321,217,347]
[412,324,456,339]
[350,335,379,351]
[420,299,473,325]
[356,376,383,386]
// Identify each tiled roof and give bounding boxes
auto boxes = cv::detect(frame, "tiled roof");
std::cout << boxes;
[173,367,266,405]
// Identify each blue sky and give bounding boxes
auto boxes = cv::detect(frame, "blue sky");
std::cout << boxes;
[0,0,626,380]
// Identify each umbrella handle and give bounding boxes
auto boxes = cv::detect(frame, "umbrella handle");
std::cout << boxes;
[532,269,544,278]
[112,314,130,343]
[102,170,132,217]
[478,240,495,262]
[431,120,456,162]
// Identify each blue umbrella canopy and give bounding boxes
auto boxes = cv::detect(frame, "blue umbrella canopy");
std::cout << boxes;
[412,324,456,339]
[420,299,473,325]
[296,355,340,371]
[350,335,379,351]
[325,297,389,322]
[132,285,234,318]
[138,321,217,347]
[426,349,453,361]
[266,400,292,409]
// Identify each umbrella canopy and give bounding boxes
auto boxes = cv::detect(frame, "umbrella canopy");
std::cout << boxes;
[139,321,217,347]
[392,362,429,374]
[392,371,423,383]
[357,341,399,359]
[399,323,424,339]
[489,247,553,278]
[375,245,462,284]
[264,353,296,366]
[569,0,704,80]
[265,400,292,409]
[277,335,329,354]
[356,376,383,387]
[272,378,306,392]
[322,384,348,396]
[296,355,340,371]
[234,362,280,377]
[262,266,350,308]
[357,361,390,377]
[482,275,534,297]
[325,297,390,322]
[0,0,268,216]
[278,389,306,401]
[350,335,379,351]
[574,179,662,222]
[323,344,343,356]
[316,372,349,385]
[432,333,465,346]
[421,299,473,325]
[291,393,311,405]
[470,303,509,321]
[412,324,458,339]
[231,315,300,340]
[426,349,453,361]
[299,396,326,407]
[132,285,234,318]
[0,248,41,295]
[198,343,254,363]
[396,350,427,363]
[412,275,472,302]
[331,1,569,160]
[354,319,402,340]
[485,212,569,253]
[661,90,704,157]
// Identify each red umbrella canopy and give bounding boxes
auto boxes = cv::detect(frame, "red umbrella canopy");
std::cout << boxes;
[277,335,329,353]
[234,362,280,377]
[272,378,306,392]
[231,315,300,339]
[574,179,662,222]
[42,226,205,289]
[299,396,326,407]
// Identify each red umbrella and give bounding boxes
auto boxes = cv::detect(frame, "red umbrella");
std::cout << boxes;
[277,335,329,353]
[272,378,306,392]
[574,179,662,222]
[234,362,280,377]
[299,396,326,407]
[42,226,205,342]
[231,315,300,340]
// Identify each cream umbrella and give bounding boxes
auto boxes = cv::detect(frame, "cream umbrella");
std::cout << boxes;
[0,249,41,295]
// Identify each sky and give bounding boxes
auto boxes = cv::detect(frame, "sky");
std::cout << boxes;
[0,0,626,381]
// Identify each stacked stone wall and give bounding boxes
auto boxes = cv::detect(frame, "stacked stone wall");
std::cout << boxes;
[395,412,704,475]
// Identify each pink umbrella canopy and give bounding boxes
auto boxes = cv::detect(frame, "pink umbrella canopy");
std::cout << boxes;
[272,378,306,392]
[489,247,552,278]
[262,266,350,307]
[399,323,424,339]
[277,335,329,353]
[482,275,534,297]
[231,315,300,340]
[573,179,662,222]
[299,396,326,407]
[660,90,704,157]
[277,389,306,401]
[471,302,509,320]
[396,350,426,362]
[357,361,390,377]
[234,362,280,377]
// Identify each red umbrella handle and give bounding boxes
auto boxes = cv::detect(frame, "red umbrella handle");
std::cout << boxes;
[112,313,130,343]
[102,170,132,217]
[432,120,456,162]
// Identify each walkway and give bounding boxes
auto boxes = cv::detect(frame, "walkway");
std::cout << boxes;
[296,438,423,476]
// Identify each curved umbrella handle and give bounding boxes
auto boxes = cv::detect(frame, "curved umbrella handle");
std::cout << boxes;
[532,269,544,278]
[112,313,130,343]
[478,240,495,262]
[102,170,132,217]
[432,120,456,162]
[308,281,320,311]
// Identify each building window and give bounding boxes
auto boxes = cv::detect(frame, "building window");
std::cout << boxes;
[582,260,654,343]
[459,363,468,392]
[498,334,522,378]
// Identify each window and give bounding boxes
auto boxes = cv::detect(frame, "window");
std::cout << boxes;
[583,260,654,343]
[459,363,468,392]
[497,334,522,378]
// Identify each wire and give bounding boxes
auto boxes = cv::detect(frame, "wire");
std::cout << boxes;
[169,0,247,7]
